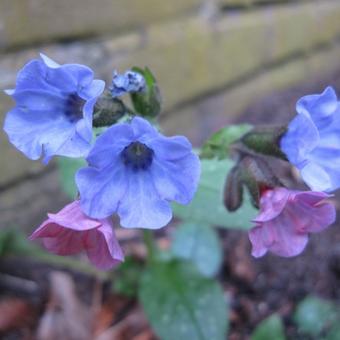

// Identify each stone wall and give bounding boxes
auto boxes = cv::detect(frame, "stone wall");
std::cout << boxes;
[1,0,340,229]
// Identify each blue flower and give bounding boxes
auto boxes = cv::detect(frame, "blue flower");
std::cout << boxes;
[111,70,145,98]
[76,117,201,229]
[280,86,340,192]
[4,54,105,163]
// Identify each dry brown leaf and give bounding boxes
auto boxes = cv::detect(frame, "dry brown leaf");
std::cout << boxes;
[0,298,35,332]
[95,307,151,340]
[36,271,92,340]
[93,295,132,336]
[228,234,256,283]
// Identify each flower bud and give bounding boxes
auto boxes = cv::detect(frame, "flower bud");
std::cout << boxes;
[239,156,282,208]
[111,70,146,98]
[130,67,162,118]
[242,126,287,160]
[93,94,126,127]
[224,165,244,212]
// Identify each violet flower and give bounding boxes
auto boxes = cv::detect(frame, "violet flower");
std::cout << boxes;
[30,201,124,270]
[4,54,105,163]
[249,187,335,257]
[280,87,340,192]
[76,117,201,229]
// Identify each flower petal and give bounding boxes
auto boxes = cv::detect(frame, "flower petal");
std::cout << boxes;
[50,130,92,161]
[300,161,332,192]
[85,221,124,270]
[40,53,60,68]
[60,63,94,89]
[150,152,200,204]
[40,57,78,92]
[268,217,309,257]
[11,89,67,110]
[47,201,101,231]
[118,169,172,229]
[86,123,134,168]
[249,224,271,258]
[250,214,308,258]
[147,135,193,161]
[76,163,126,219]
[30,221,84,255]
[4,107,73,160]
[79,79,105,100]
[287,194,336,233]
[131,117,158,141]
[280,112,319,166]
[253,188,290,223]
[13,59,56,93]
[293,191,330,205]
[296,86,338,126]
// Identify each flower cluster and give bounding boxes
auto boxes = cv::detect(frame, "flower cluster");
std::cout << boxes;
[243,87,339,258]
[4,53,337,265]
[4,55,200,269]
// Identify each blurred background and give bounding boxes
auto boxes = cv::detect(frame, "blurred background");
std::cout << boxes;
[1,0,340,339]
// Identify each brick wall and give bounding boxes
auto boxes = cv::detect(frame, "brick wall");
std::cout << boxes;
[1,0,340,228]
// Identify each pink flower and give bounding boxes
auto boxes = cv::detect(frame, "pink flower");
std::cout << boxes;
[30,201,124,270]
[249,188,336,258]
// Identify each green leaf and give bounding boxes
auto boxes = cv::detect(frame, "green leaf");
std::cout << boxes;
[0,229,18,257]
[112,256,144,297]
[171,223,222,278]
[0,228,62,258]
[201,124,252,159]
[294,296,338,336]
[140,261,228,340]
[173,159,257,229]
[56,157,86,198]
[326,325,340,340]
[131,67,161,118]
[251,314,286,340]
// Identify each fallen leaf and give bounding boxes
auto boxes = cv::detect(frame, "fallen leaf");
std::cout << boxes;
[36,271,92,340]
[0,298,35,332]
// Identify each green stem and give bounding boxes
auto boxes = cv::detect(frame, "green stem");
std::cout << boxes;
[11,247,108,279]
[33,251,108,278]
[142,230,157,262]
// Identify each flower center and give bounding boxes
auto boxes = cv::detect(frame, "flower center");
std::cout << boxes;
[64,93,85,123]
[121,142,154,171]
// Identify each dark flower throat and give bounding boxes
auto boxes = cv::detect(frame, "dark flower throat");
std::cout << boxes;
[121,142,154,171]
[65,93,85,122]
